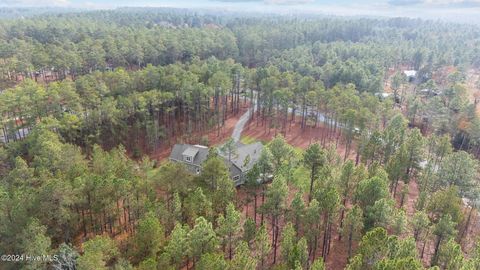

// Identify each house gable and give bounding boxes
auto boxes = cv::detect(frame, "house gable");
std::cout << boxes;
[182,147,199,163]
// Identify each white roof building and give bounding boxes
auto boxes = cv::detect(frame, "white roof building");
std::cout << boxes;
[404,70,417,78]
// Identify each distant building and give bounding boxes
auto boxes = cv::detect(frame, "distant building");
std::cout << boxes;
[169,142,263,186]
[419,88,440,97]
[0,120,30,144]
[404,70,417,82]
[0,131,5,144]
[375,92,392,99]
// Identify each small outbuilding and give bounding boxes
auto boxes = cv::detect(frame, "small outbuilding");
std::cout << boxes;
[404,70,417,82]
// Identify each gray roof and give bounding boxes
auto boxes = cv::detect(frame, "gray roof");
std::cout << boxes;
[170,144,209,166]
[404,70,417,77]
[221,142,263,173]
[170,142,263,177]
[183,147,199,157]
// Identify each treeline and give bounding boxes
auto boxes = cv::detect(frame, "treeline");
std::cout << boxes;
[1,9,479,91]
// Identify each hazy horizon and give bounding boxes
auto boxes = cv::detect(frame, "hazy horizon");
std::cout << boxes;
[0,0,480,24]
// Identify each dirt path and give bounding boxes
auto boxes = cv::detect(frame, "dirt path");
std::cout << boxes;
[232,92,257,142]
[232,106,255,142]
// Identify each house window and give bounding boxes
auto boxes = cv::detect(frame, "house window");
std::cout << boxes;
[185,156,192,162]
[233,175,240,182]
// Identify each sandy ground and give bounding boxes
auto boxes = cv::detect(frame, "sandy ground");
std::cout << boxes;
[241,115,357,162]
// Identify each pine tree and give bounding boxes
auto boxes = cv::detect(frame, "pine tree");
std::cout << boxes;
[338,160,356,237]
[365,198,394,229]
[199,154,235,215]
[196,253,228,270]
[257,148,274,224]
[288,192,306,233]
[437,239,465,270]
[386,145,408,195]
[303,143,326,202]
[170,192,183,227]
[244,164,261,220]
[132,212,165,263]
[229,241,257,270]
[183,187,212,225]
[280,223,297,268]
[355,176,389,212]
[304,199,321,262]
[311,258,326,270]
[257,148,274,183]
[154,161,193,199]
[220,138,238,163]
[431,215,457,266]
[216,203,242,259]
[261,175,288,264]
[164,223,188,268]
[436,151,478,196]
[137,257,157,270]
[382,114,407,164]
[254,224,271,270]
[346,228,392,270]
[404,128,424,178]
[243,217,256,247]
[77,236,119,270]
[269,135,293,173]
[295,238,309,270]
[392,208,408,236]
[18,218,52,270]
[427,187,463,224]
[412,211,430,242]
[315,185,340,260]
[188,217,218,267]
[341,206,364,259]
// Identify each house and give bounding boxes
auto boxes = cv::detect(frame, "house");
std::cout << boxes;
[419,88,440,97]
[374,92,392,99]
[169,142,263,186]
[403,70,417,82]
[0,121,30,144]
[0,132,5,144]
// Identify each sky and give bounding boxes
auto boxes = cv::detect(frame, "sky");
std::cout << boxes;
[1,0,480,24]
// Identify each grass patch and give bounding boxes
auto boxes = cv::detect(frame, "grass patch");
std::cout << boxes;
[291,165,310,192]
[240,135,258,145]
[147,167,161,179]
[292,146,304,157]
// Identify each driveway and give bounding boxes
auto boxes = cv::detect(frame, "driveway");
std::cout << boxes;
[232,92,257,142]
